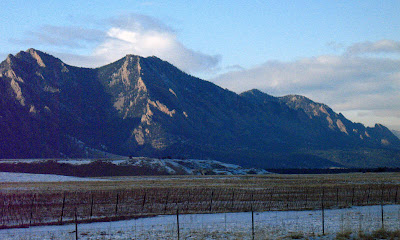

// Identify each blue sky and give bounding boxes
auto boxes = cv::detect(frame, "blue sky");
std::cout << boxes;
[1,0,400,130]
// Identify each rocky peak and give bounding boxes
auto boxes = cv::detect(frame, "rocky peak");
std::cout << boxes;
[280,94,334,118]
[100,54,143,89]
[5,54,16,65]
[1,54,23,71]
[241,89,275,98]
[240,89,280,106]
[280,94,357,134]
[281,94,319,107]
[367,124,400,146]
[26,48,46,67]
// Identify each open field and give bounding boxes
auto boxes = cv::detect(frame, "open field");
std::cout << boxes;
[3,172,400,191]
[2,172,400,229]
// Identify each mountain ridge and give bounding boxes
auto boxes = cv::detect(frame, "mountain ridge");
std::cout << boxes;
[1,49,399,168]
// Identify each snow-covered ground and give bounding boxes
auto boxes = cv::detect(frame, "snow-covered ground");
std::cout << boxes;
[0,172,106,182]
[1,205,399,239]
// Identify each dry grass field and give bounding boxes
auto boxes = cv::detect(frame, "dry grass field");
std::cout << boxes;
[3,172,400,191]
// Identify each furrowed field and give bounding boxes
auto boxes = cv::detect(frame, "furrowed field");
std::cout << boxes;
[1,173,400,229]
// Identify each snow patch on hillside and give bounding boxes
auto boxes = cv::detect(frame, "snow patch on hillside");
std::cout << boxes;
[0,158,270,176]
[0,172,105,182]
[120,158,269,175]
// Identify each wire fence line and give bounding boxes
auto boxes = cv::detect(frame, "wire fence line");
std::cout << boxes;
[1,205,400,239]
[1,184,399,228]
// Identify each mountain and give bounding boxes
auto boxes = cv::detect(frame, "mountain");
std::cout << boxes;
[1,49,399,168]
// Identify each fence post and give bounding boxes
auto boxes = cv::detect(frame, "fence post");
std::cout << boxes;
[60,192,66,224]
[231,190,235,209]
[381,203,384,230]
[224,212,227,231]
[336,188,339,207]
[142,191,146,210]
[115,193,119,216]
[89,194,94,220]
[322,188,325,235]
[395,186,398,204]
[164,191,169,214]
[29,194,35,226]
[304,188,308,209]
[251,193,254,210]
[185,189,191,212]
[269,190,273,211]
[176,207,180,240]
[381,185,385,230]
[351,187,355,206]
[209,190,214,212]
[75,207,78,240]
[286,190,289,210]
[0,193,3,226]
[251,203,255,240]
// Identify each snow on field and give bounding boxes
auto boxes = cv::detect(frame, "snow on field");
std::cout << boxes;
[1,205,399,239]
[0,172,106,182]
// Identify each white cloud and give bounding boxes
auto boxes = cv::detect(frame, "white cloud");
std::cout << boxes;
[85,14,220,73]
[341,110,400,131]
[213,40,400,130]
[214,56,400,94]
[13,14,220,74]
[346,39,400,55]
[11,25,106,49]
[91,24,220,73]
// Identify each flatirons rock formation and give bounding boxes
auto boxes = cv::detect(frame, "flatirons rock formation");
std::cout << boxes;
[1,49,399,168]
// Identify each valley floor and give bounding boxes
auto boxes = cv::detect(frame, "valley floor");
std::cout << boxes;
[2,172,400,239]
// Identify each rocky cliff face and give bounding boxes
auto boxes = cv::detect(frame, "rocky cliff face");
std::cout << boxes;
[279,94,399,148]
[1,49,399,168]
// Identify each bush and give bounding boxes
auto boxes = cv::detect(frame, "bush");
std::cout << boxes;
[358,228,400,239]
[336,231,352,240]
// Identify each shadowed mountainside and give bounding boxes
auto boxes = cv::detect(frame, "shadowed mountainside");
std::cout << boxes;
[0,49,399,168]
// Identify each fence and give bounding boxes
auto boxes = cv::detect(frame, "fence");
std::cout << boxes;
[1,204,400,239]
[1,184,399,228]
